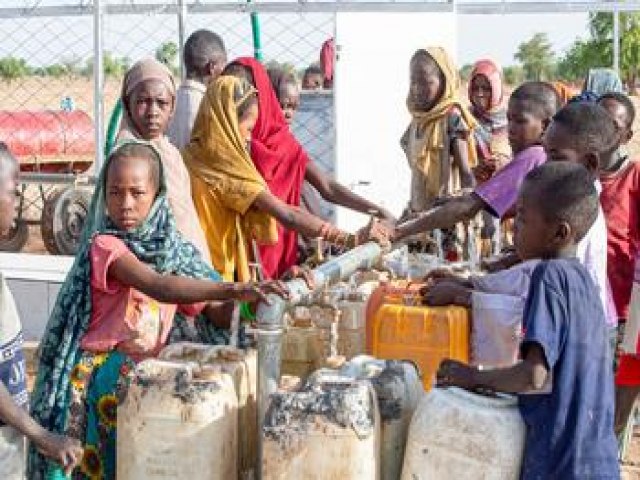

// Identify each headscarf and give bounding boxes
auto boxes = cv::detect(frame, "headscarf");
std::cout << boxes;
[551,80,578,106]
[468,59,509,161]
[183,75,276,281]
[406,47,478,200]
[118,58,212,263]
[234,57,310,279]
[28,140,223,478]
[583,68,624,96]
[320,38,335,88]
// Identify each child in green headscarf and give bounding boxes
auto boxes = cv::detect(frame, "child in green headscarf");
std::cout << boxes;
[28,140,287,479]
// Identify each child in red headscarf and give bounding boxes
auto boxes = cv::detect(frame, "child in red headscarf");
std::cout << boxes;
[223,58,395,279]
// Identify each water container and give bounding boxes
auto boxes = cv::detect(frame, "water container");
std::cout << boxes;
[159,343,258,479]
[262,378,380,479]
[338,356,424,480]
[367,304,469,390]
[117,359,238,479]
[401,387,525,480]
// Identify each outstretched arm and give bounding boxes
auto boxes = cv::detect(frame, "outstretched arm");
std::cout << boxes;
[109,254,289,305]
[437,343,549,394]
[305,162,396,221]
[392,193,486,242]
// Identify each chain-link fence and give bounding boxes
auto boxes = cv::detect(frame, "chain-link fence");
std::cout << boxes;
[0,0,636,254]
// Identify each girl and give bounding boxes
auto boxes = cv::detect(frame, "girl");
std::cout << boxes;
[402,47,478,214]
[118,58,211,263]
[401,47,479,259]
[28,140,287,479]
[220,58,394,279]
[468,59,511,256]
[468,59,510,183]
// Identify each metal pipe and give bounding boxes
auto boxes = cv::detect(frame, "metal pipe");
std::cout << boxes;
[177,0,187,82]
[93,0,105,173]
[255,241,382,476]
[613,9,620,74]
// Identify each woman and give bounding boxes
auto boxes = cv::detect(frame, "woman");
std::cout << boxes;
[184,75,385,282]
[117,58,211,263]
[222,58,394,279]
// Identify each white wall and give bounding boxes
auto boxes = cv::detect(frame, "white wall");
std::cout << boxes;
[334,12,457,231]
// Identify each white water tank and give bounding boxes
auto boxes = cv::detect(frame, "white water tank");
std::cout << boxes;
[401,387,525,480]
[262,378,380,479]
[117,359,238,479]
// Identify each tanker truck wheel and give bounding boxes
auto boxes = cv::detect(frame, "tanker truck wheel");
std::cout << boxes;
[0,220,29,252]
[41,186,92,256]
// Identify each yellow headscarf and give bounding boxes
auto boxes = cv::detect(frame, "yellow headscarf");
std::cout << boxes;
[407,47,478,200]
[183,75,276,281]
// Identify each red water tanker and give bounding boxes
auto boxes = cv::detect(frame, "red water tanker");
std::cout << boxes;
[0,110,95,255]
[0,110,94,173]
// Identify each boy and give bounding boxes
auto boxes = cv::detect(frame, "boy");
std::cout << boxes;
[0,144,82,478]
[167,29,227,149]
[597,92,640,438]
[391,81,560,241]
[437,161,619,479]
[301,64,323,90]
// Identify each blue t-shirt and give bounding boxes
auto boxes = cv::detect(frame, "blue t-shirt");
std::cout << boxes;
[518,259,619,480]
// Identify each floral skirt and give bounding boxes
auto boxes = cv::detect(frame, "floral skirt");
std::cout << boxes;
[65,350,135,480]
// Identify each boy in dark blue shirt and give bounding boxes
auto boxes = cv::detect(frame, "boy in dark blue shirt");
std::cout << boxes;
[437,161,619,479]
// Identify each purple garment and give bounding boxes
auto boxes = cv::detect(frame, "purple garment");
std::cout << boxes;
[474,145,546,218]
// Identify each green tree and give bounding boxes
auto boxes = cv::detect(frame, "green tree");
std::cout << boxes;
[514,33,556,81]
[83,52,130,78]
[156,41,178,74]
[503,65,525,86]
[557,13,640,92]
[0,56,31,81]
[459,64,474,82]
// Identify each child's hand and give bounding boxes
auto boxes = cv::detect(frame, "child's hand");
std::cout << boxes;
[437,359,477,389]
[281,265,315,290]
[422,281,471,307]
[236,281,290,304]
[355,218,392,248]
[33,430,83,476]
[423,267,466,285]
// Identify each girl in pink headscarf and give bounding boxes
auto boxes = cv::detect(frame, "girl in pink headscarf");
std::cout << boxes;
[468,59,511,183]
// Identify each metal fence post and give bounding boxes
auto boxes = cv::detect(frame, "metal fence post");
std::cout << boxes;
[177,0,187,81]
[93,0,105,172]
[613,9,620,74]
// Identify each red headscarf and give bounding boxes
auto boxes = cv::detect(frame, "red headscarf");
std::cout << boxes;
[234,57,310,279]
[320,38,335,88]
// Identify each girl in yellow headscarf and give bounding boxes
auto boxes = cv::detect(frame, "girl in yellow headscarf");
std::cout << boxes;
[184,76,383,281]
[402,47,478,214]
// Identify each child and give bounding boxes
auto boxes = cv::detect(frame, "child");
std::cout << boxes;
[0,145,82,478]
[468,59,511,255]
[402,47,477,215]
[468,59,510,182]
[167,29,227,149]
[437,161,620,479]
[597,92,640,442]
[392,81,559,241]
[301,64,323,90]
[28,141,288,479]
[118,58,212,263]
[267,67,300,125]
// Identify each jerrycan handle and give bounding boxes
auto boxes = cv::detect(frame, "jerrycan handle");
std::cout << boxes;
[159,342,215,361]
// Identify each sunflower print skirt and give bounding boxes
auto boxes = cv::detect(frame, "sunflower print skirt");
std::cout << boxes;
[64,350,135,480]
